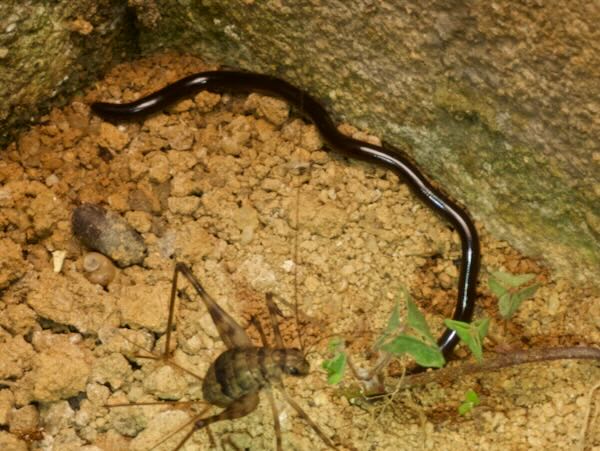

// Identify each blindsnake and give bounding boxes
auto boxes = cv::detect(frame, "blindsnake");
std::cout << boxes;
[91,70,480,366]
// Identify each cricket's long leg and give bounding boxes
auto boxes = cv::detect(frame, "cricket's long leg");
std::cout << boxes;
[265,293,285,349]
[249,316,269,348]
[221,435,245,451]
[262,296,336,449]
[267,388,283,451]
[250,313,283,451]
[173,392,260,451]
[163,262,182,359]
[143,405,212,450]
[279,388,337,450]
[174,262,253,349]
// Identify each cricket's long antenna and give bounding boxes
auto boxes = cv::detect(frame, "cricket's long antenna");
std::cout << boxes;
[292,94,306,355]
[294,179,305,354]
[164,264,180,359]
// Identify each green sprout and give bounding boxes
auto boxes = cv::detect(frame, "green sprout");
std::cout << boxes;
[444,318,489,363]
[378,289,445,368]
[488,271,539,319]
[373,300,401,350]
[321,337,347,385]
[458,389,480,415]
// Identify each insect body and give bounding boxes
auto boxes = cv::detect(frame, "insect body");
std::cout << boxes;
[203,347,309,407]
[149,263,336,450]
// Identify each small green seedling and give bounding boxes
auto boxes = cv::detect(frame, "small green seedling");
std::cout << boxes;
[444,318,489,363]
[488,271,539,319]
[379,289,445,368]
[458,389,480,415]
[373,300,401,350]
[321,337,347,384]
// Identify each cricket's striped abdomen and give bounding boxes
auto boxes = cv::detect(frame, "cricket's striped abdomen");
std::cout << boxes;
[203,347,309,407]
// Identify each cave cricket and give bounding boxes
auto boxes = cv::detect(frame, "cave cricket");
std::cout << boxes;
[107,258,337,450]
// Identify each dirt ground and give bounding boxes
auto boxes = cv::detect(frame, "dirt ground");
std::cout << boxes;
[0,53,598,451]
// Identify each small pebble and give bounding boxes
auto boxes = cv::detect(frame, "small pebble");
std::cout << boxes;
[51,250,67,273]
[72,204,147,267]
[7,404,39,434]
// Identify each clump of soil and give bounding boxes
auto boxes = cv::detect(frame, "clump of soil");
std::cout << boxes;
[0,53,598,450]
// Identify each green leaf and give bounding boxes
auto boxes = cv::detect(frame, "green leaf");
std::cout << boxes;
[458,402,473,416]
[388,298,401,331]
[444,318,489,362]
[321,352,347,385]
[406,294,436,344]
[381,334,445,368]
[322,338,347,385]
[458,389,481,415]
[327,336,344,352]
[464,389,480,404]
[489,271,535,288]
[488,277,508,299]
[489,270,539,319]
[374,300,401,350]
[496,292,511,317]
[498,283,539,319]
[515,283,539,302]
[498,284,539,318]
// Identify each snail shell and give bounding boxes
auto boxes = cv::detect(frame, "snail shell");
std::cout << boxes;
[82,252,116,286]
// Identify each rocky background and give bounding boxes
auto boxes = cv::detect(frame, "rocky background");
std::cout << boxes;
[1,2,599,449]
[0,2,598,280]
[0,54,597,450]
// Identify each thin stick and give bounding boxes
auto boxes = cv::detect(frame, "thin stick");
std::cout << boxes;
[366,352,393,381]
[394,346,600,388]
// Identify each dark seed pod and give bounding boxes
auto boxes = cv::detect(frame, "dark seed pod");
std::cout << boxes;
[72,204,147,267]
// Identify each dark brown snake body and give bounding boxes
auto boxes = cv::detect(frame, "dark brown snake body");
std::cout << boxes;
[91,70,480,364]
